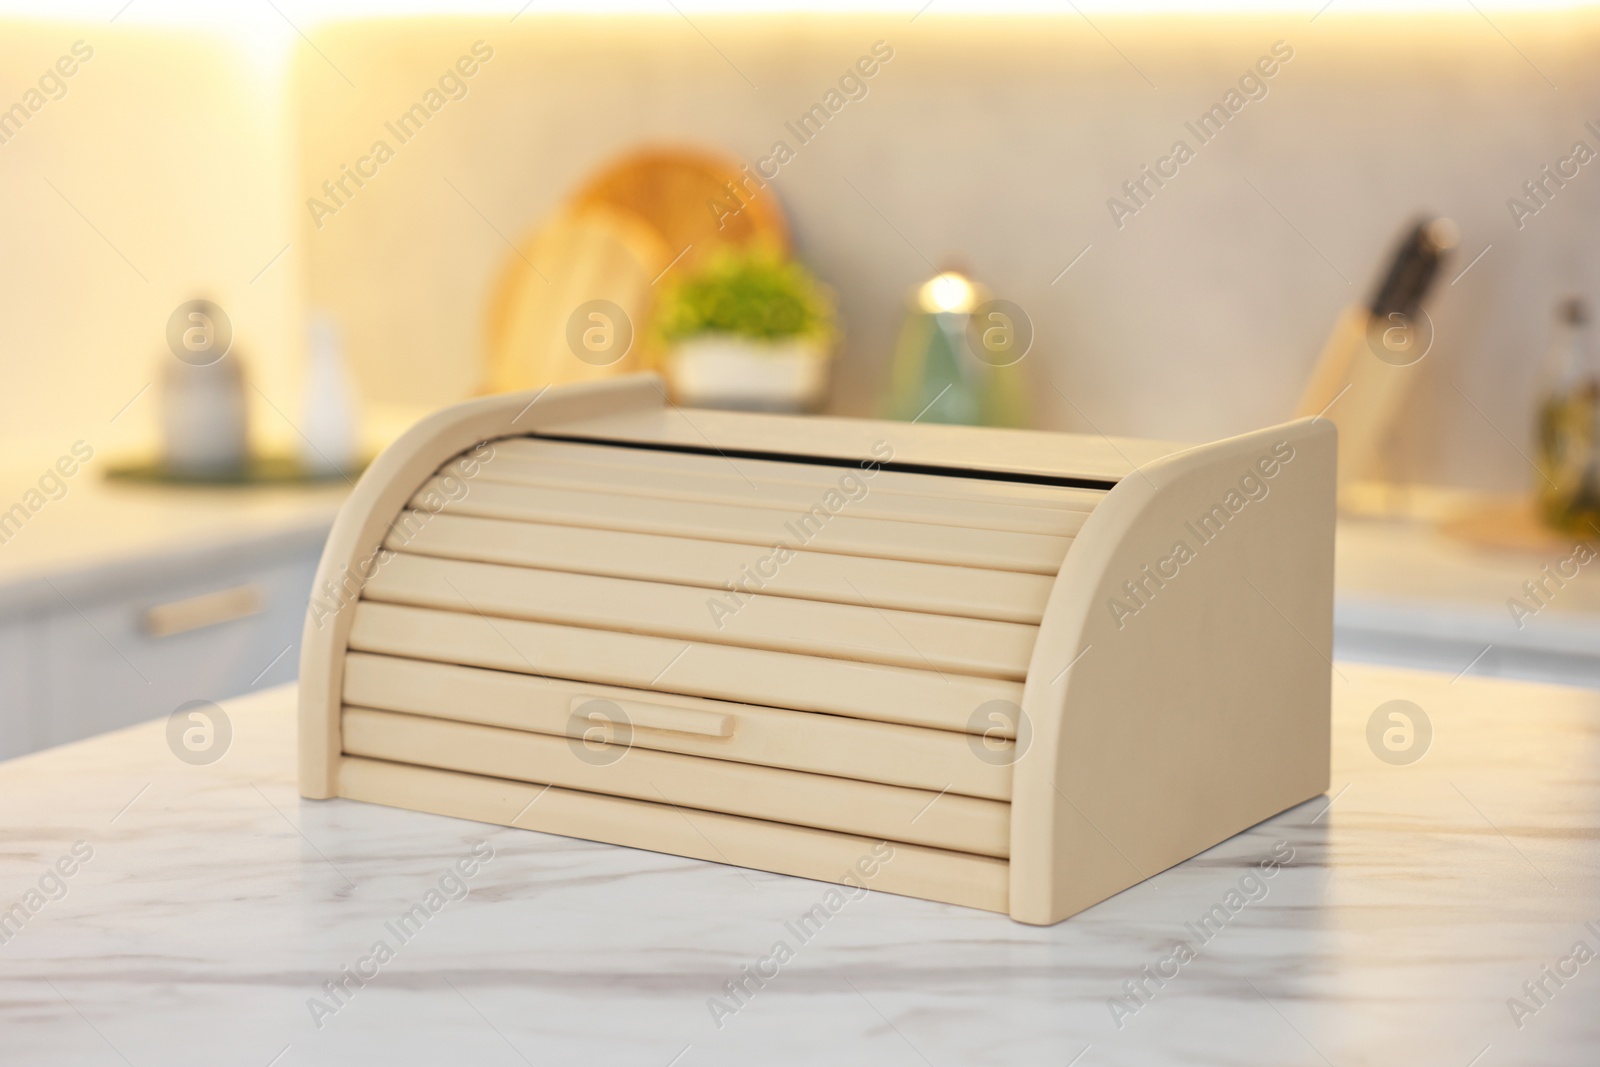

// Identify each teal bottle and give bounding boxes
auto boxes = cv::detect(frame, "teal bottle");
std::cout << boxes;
[884,270,1029,428]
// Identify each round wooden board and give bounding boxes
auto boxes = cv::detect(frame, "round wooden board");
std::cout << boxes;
[571,146,790,268]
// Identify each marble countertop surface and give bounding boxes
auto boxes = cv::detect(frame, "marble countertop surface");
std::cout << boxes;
[2,663,1596,1066]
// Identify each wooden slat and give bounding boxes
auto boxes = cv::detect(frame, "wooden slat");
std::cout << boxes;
[416,477,1073,574]
[495,436,1103,510]
[363,553,1035,680]
[528,404,1183,482]
[347,602,1023,735]
[337,756,1011,913]
[388,513,1053,624]
[342,707,1010,857]
[341,653,1013,800]
[475,453,1090,535]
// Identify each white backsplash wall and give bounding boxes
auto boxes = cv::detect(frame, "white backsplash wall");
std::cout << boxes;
[289,9,1594,491]
[0,20,303,470]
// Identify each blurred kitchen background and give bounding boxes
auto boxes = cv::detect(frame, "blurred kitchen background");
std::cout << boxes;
[3,0,1599,759]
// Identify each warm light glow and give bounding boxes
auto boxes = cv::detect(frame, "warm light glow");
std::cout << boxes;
[918,272,978,315]
[0,0,1593,17]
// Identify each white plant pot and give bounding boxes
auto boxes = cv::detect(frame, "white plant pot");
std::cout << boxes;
[666,335,830,412]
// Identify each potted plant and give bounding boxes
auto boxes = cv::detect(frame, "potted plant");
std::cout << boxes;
[654,243,836,411]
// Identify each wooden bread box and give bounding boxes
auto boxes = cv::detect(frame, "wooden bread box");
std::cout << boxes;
[298,375,1334,924]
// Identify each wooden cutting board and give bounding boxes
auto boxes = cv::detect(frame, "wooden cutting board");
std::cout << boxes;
[484,147,793,394]
[484,204,668,394]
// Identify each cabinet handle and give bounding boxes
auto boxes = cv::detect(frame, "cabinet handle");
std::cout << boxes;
[142,583,266,638]
[569,695,732,738]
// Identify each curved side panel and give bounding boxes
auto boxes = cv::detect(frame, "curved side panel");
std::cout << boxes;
[1010,418,1335,924]
[297,375,667,798]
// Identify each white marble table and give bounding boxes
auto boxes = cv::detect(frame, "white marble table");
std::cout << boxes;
[2,664,1596,1066]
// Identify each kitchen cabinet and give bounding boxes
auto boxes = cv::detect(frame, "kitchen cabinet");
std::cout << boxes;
[0,475,343,760]
[0,611,47,757]
[31,547,320,754]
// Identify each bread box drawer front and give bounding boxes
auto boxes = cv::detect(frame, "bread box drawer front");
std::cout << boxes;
[341,653,1015,801]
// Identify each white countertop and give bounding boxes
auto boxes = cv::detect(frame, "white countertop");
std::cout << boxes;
[0,470,347,612]
[2,663,1596,1066]
[0,400,437,609]
[1334,491,1600,687]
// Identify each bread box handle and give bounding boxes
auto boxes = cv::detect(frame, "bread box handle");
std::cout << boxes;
[569,696,733,738]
